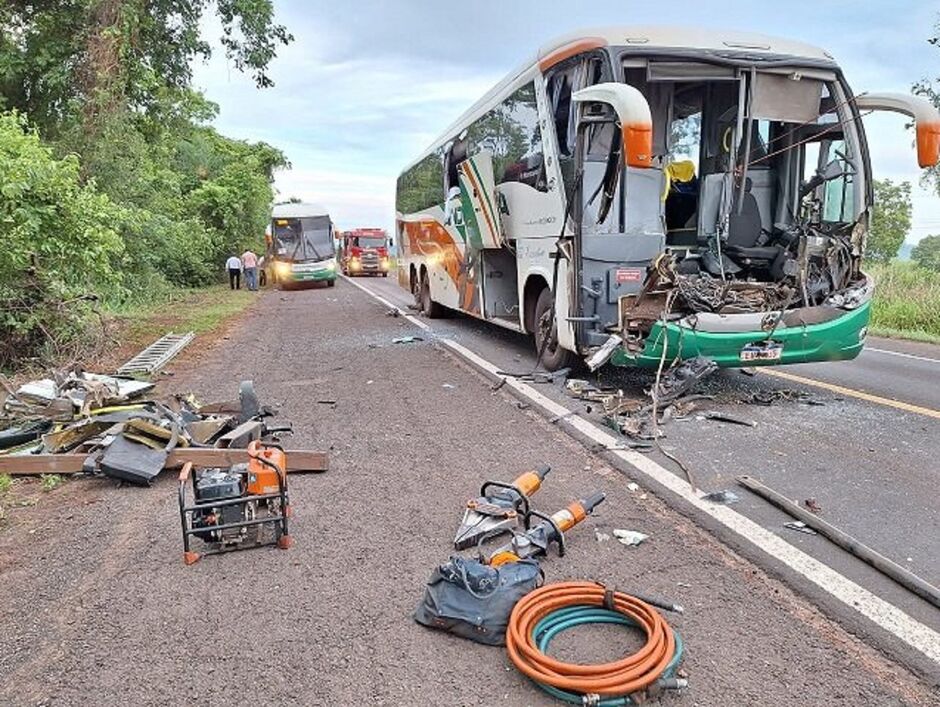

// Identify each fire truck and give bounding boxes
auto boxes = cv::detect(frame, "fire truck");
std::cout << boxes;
[339,228,392,277]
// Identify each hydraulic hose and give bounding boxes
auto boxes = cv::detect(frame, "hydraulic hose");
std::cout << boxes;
[506,582,684,705]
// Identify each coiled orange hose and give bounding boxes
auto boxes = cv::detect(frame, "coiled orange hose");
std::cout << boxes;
[506,582,677,698]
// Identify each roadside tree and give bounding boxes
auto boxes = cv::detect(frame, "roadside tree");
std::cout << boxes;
[868,179,912,263]
[912,234,940,272]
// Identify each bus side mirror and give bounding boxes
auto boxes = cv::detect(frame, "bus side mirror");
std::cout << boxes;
[855,92,940,168]
[388,238,393,248]
[572,83,653,168]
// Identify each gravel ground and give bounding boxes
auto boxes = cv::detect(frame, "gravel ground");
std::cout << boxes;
[0,279,936,706]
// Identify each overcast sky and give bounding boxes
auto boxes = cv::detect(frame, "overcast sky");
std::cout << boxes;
[193,0,940,242]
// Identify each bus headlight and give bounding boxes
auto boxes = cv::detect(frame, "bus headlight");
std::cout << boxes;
[275,262,292,278]
[326,258,336,271]
[825,275,874,310]
[350,257,361,270]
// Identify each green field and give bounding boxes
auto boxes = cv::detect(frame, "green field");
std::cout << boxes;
[867,262,940,344]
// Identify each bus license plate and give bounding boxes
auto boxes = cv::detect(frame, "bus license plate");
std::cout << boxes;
[740,342,783,362]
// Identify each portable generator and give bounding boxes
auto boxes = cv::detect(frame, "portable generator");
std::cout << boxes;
[178,441,292,564]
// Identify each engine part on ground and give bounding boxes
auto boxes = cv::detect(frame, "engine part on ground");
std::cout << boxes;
[178,442,291,564]
[506,582,686,705]
[413,555,542,646]
[487,492,605,567]
[454,465,552,550]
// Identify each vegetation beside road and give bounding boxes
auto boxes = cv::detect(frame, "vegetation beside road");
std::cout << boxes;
[0,2,290,370]
[868,262,940,343]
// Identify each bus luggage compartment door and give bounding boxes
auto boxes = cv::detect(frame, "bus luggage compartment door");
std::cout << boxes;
[457,150,504,250]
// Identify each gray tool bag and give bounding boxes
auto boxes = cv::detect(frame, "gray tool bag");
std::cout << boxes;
[414,555,542,645]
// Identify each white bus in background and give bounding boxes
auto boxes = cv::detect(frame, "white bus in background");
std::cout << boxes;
[265,202,338,288]
[395,26,939,370]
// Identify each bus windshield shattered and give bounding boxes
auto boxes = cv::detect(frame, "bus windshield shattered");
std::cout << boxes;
[602,60,876,366]
[626,65,870,358]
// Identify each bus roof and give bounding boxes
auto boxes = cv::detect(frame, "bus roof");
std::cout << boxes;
[271,202,330,219]
[400,26,835,175]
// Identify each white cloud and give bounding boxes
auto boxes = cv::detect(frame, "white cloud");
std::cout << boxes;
[192,1,940,239]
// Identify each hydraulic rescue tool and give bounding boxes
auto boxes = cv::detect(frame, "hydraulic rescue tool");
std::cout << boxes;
[178,440,292,564]
[487,492,606,567]
[454,465,552,550]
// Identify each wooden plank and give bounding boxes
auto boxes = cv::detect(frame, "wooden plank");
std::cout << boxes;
[0,455,86,474]
[0,449,329,475]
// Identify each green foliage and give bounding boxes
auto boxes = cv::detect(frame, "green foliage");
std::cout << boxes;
[868,261,940,339]
[0,475,11,495]
[40,474,64,492]
[0,3,290,366]
[868,179,911,263]
[911,234,940,272]
[1,1,292,137]
[0,112,124,366]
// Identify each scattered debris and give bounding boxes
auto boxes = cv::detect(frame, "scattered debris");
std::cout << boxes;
[442,383,456,390]
[0,368,319,486]
[653,356,718,406]
[392,335,423,344]
[612,529,648,546]
[385,308,401,317]
[594,528,611,542]
[498,368,570,384]
[702,489,741,504]
[738,474,940,610]
[783,521,817,535]
[585,334,621,371]
[740,367,759,377]
[804,498,823,513]
[626,482,640,493]
[117,332,195,377]
[702,412,757,427]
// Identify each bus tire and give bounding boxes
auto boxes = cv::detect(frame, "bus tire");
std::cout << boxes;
[533,288,577,371]
[420,271,445,318]
[327,279,335,287]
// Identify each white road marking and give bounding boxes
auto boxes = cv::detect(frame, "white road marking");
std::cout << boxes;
[345,274,940,666]
[865,346,940,365]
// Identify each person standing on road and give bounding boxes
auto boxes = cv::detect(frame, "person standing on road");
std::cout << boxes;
[241,249,259,291]
[226,254,242,290]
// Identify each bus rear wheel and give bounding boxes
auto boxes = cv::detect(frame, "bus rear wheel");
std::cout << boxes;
[420,271,445,318]
[533,288,577,371]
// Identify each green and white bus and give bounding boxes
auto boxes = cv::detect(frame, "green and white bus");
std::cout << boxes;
[266,202,337,288]
[395,26,940,370]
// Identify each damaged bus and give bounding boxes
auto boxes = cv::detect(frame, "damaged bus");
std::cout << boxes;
[395,27,940,370]
[266,202,337,288]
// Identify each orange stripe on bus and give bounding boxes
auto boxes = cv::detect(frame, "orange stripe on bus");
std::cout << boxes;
[538,38,608,72]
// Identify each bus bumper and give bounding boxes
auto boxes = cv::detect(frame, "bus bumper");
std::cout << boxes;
[286,269,336,284]
[611,301,871,369]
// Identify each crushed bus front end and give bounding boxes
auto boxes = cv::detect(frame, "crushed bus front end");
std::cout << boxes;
[613,275,872,368]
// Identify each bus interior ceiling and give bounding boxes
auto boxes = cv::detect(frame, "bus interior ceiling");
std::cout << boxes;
[605,63,868,348]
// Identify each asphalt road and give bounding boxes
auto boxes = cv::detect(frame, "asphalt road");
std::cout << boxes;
[1,279,937,705]
[361,275,940,640]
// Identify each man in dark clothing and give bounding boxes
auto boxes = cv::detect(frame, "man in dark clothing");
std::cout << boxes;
[226,254,242,290]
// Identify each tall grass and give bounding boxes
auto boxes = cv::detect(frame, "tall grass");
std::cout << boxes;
[867,262,940,342]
